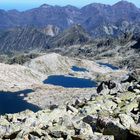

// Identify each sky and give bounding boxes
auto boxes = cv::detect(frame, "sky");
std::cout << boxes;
[0,0,139,11]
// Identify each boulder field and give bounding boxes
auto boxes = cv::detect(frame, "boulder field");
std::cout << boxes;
[0,74,140,140]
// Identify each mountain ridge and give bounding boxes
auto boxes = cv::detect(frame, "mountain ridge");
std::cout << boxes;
[0,1,140,55]
[0,0,139,32]
[1,1,139,12]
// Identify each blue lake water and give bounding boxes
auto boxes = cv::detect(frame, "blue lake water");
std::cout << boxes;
[98,62,119,70]
[72,66,89,72]
[0,89,40,115]
[43,75,97,88]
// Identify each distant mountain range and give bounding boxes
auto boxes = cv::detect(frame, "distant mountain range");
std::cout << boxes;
[0,1,140,54]
[0,1,140,32]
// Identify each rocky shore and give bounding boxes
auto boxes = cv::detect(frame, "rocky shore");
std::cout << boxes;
[0,73,140,140]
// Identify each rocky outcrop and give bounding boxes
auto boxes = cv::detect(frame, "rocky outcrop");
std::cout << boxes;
[25,53,127,78]
[41,25,60,37]
[0,78,140,139]
[0,63,44,91]
[48,24,92,47]
[97,80,116,94]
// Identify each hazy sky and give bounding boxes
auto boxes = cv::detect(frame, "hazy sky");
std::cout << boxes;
[0,0,139,11]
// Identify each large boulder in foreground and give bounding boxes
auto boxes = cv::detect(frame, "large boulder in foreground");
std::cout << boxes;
[97,116,128,140]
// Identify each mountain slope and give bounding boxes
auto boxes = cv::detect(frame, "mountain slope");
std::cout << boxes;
[0,25,93,54]
[48,25,92,47]
[0,27,51,54]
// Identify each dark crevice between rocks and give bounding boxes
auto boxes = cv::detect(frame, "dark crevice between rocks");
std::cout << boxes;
[71,136,84,140]
[97,81,116,94]
[48,131,68,139]
[49,104,59,110]
[83,115,97,132]
[121,73,138,83]
[131,108,139,115]
[74,128,81,135]
[127,132,140,140]
[2,130,21,139]
[29,131,45,138]
[41,125,49,130]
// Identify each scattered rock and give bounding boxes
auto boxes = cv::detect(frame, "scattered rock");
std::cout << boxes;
[0,78,140,139]
[74,99,87,108]
[97,116,128,140]
[48,131,68,139]
[130,123,140,137]
[97,80,116,94]
[119,114,135,129]
[66,104,79,114]
[122,73,138,83]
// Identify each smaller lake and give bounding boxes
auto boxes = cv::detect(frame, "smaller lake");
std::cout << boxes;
[43,75,96,88]
[0,89,40,115]
[98,62,119,70]
[71,66,89,72]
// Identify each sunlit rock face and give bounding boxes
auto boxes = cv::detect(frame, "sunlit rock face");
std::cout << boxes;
[0,63,43,91]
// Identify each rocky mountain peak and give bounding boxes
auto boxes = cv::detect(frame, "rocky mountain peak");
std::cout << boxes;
[89,3,109,8]
[64,5,78,10]
[81,2,110,11]
[113,0,138,9]
[40,4,52,9]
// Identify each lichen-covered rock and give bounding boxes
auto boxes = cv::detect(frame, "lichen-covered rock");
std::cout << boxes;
[130,124,140,137]
[71,134,114,140]
[97,116,128,140]
[120,100,139,113]
[119,114,135,129]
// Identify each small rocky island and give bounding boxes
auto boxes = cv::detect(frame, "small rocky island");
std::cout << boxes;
[0,72,140,140]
